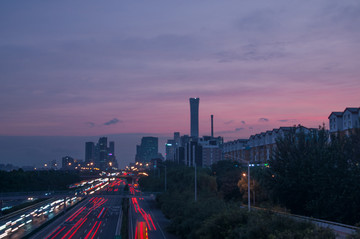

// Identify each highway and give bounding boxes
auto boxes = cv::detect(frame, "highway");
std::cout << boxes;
[0,197,81,239]
[39,196,121,239]
[1,177,178,239]
[29,178,125,239]
[0,178,125,239]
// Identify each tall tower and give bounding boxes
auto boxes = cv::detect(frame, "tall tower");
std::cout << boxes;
[85,142,95,163]
[98,137,108,168]
[211,115,214,138]
[189,98,200,138]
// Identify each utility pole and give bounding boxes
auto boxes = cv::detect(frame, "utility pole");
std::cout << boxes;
[193,145,197,202]
[164,165,167,192]
[248,164,250,211]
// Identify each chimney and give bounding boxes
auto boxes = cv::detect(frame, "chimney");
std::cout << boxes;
[211,115,214,138]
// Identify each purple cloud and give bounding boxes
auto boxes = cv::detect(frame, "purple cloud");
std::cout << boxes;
[85,122,95,128]
[258,118,269,123]
[104,118,122,126]
[278,119,297,123]
[224,120,234,125]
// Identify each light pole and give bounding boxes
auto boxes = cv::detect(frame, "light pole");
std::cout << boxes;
[164,165,167,192]
[248,163,250,211]
[193,145,197,202]
[157,162,167,192]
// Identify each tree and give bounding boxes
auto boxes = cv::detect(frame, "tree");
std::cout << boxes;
[263,126,360,225]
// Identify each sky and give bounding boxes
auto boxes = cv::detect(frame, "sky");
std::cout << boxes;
[0,0,359,168]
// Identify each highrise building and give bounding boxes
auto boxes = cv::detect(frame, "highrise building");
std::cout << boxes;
[135,137,159,162]
[85,142,95,163]
[174,132,180,146]
[98,137,108,165]
[165,139,176,161]
[84,137,117,170]
[109,141,115,155]
[189,98,200,138]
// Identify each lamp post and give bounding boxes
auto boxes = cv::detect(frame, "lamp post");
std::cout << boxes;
[193,145,197,202]
[157,162,167,192]
[248,163,250,212]
[164,165,167,192]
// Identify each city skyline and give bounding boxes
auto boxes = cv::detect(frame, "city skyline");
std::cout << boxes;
[0,1,359,167]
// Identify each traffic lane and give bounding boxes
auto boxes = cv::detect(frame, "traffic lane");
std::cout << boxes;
[92,178,125,196]
[130,196,179,239]
[29,197,90,239]
[44,196,121,239]
[1,197,81,239]
[140,197,179,239]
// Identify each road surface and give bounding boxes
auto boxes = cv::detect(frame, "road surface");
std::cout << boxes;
[128,184,178,239]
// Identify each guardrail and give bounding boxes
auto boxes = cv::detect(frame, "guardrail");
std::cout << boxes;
[249,205,359,238]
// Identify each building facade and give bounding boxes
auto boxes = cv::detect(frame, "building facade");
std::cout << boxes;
[84,137,117,170]
[189,98,200,138]
[329,107,360,135]
[223,126,317,164]
[85,142,95,163]
[135,137,159,163]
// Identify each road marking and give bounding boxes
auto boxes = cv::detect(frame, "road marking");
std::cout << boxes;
[145,199,166,238]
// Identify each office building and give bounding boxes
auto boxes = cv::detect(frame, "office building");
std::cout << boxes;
[84,137,118,170]
[198,136,223,167]
[189,98,200,138]
[85,142,95,163]
[165,139,176,161]
[135,137,159,163]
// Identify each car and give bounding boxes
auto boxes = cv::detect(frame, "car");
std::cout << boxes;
[135,221,148,239]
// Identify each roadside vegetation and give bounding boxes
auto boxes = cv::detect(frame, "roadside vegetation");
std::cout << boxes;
[139,162,335,238]
[1,198,48,215]
[0,169,80,192]
[263,126,360,225]
[139,126,360,238]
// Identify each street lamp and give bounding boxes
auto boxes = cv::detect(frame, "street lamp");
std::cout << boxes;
[193,145,197,202]
[164,165,167,192]
[156,162,167,192]
[248,163,250,211]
